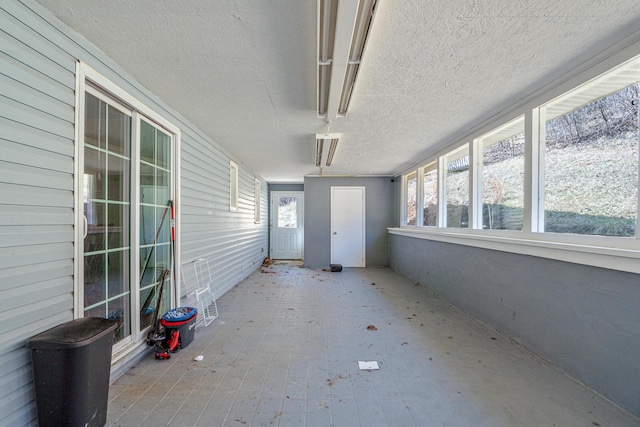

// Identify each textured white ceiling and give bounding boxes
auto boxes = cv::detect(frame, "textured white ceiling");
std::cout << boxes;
[37,0,640,182]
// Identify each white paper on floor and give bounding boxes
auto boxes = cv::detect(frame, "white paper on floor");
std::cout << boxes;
[358,361,379,370]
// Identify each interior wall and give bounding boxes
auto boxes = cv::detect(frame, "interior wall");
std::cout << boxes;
[389,234,640,418]
[303,176,394,268]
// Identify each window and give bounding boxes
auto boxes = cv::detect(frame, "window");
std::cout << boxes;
[278,197,298,228]
[542,60,639,236]
[254,178,261,223]
[422,162,438,226]
[138,119,173,333]
[230,160,238,212]
[83,91,132,344]
[479,117,525,230]
[445,144,469,228]
[395,52,640,274]
[405,171,417,225]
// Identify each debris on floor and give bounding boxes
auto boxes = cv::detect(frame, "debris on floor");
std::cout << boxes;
[358,361,379,370]
[326,375,348,387]
[259,260,276,273]
[366,324,378,330]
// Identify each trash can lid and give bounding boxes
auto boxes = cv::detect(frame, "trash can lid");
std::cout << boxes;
[26,317,118,350]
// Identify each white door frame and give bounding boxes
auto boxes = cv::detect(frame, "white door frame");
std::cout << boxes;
[74,63,182,356]
[331,186,366,267]
[269,191,304,259]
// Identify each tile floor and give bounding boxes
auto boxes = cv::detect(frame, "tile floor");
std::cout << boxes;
[106,262,640,426]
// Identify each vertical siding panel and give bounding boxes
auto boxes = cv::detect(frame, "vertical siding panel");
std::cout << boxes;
[1,0,270,424]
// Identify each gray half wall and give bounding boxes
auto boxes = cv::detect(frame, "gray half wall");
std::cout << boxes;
[304,177,395,268]
[389,234,640,419]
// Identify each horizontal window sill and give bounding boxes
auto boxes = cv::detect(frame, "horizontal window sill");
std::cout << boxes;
[388,227,640,274]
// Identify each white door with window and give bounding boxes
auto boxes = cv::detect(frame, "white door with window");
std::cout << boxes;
[270,191,303,259]
[331,186,365,267]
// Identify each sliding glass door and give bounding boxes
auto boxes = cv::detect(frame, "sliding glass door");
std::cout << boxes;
[83,91,132,344]
[81,88,175,350]
[139,119,173,332]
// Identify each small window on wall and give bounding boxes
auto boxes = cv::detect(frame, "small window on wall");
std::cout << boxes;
[542,59,639,236]
[479,117,525,230]
[445,144,470,228]
[422,162,438,226]
[230,161,238,212]
[405,171,417,225]
[254,178,261,223]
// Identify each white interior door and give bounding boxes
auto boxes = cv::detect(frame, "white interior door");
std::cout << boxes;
[270,191,304,259]
[331,187,365,267]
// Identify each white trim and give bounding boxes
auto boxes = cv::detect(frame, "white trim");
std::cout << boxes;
[389,227,640,274]
[524,108,541,233]
[254,178,262,224]
[469,138,482,230]
[229,160,239,212]
[130,111,141,338]
[269,191,305,260]
[174,130,182,305]
[535,106,546,233]
[415,167,424,226]
[400,173,408,226]
[80,63,180,136]
[73,61,84,318]
[437,156,445,228]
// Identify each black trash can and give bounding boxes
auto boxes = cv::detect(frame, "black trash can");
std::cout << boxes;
[26,317,118,427]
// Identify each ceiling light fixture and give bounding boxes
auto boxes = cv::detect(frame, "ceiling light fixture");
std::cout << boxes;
[325,138,339,166]
[315,138,324,167]
[315,133,340,167]
[317,0,336,118]
[317,0,379,119]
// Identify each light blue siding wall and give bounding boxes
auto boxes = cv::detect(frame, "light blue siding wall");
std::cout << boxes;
[1,2,76,424]
[0,1,268,425]
[180,131,268,297]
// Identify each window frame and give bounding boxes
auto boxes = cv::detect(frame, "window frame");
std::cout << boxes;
[477,116,526,232]
[403,170,418,226]
[254,178,261,224]
[229,160,239,212]
[422,161,438,227]
[540,72,639,237]
[443,143,470,229]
